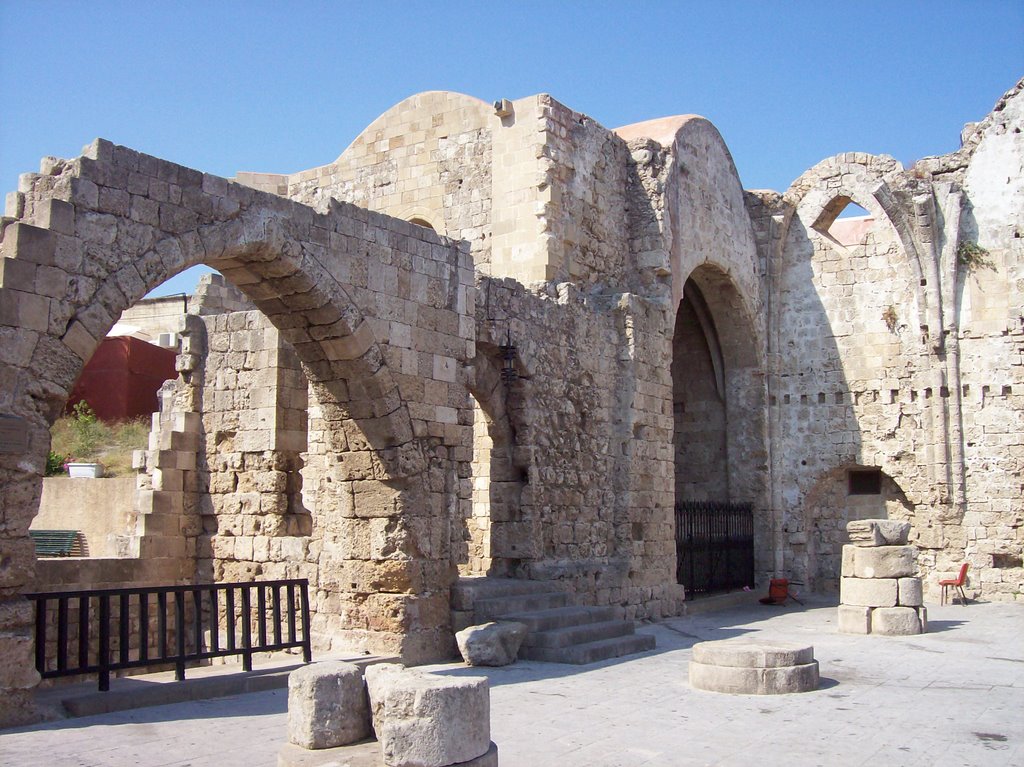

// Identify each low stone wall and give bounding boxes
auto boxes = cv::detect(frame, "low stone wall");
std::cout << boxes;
[33,556,191,687]
[32,477,135,558]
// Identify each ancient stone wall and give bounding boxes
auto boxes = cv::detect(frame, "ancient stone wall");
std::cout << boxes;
[764,80,1024,600]
[242,92,495,273]
[471,278,680,619]
[536,98,632,287]
[0,137,474,724]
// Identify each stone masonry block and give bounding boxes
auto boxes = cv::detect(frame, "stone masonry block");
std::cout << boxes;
[840,577,897,608]
[38,199,75,235]
[287,661,371,750]
[0,257,37,292]
[897,577,923,607]
[841,544,855,575]
[1,222,56,265]
[837,604,872,634]
[871,607,922,636]
[852,545,917,579]
[365,664,490,767]
[846,519,911,547]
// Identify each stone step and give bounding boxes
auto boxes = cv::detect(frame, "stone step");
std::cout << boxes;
[451,577,560,611]
[523,619,635,649]
[472,592,571,620]
[502,605,618,633]
[519,633,656,665]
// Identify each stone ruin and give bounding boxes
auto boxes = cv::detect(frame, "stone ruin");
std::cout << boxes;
[838,520,926,635]
[281,661,497,767]
[0,78,1021,725]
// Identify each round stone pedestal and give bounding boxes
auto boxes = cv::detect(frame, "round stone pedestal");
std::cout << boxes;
[688,639,819,694]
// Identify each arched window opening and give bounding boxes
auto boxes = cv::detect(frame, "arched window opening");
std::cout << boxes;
[408,217,436,232]
[812,196,875,248]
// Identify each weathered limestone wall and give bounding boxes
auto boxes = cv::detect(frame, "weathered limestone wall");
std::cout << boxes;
[241,91,495,273]
[0,136,475,724]
[473,278,681,619]
[953,82,1024,599]
[193,310,312,584]
[537,99,632,287]
[32,477,135,558]
[763,79,1024,600]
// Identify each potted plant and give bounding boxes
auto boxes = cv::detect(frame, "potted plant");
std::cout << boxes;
[63,402,105,478]
[66,458,103,478]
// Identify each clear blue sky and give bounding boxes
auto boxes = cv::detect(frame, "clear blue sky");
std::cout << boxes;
[2,1,1021,296]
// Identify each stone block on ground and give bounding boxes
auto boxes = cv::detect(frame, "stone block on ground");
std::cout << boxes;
[688,639,819,694]
[288,661,371,750]
[840,577,897,608]
[846,519,911,547]
[365,664,491,767]
[871,606,922,635]
[456,621,527,666]
[837,604,872,635]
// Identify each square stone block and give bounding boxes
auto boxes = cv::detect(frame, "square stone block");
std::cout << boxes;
[840,577,897,608]
[288,661,371,750]
[366,664,490,767]
[918,605,928,633]
[852,546,917,579]
[837,604,872,635]
[897,577,923,607]
[871,606,921,635]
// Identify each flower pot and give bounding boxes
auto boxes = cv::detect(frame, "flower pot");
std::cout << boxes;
[67,462,103,478]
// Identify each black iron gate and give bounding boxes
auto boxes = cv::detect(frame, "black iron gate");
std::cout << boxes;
[675,501,754,597]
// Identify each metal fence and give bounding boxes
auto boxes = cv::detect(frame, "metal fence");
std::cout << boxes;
[675,501,754,597]
[27,578,311,691]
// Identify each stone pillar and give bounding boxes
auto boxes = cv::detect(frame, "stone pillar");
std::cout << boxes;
[838,519,926,635]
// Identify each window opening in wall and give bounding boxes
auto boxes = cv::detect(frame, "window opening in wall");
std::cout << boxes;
[812,196,874,248]
[408,217,435,232]
[848,468,882,496]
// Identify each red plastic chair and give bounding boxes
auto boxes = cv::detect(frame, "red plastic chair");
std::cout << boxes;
[759,578,803,606]
[939,563,969,605]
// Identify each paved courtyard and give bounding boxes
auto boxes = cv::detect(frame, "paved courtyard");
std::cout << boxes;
[1,598,1021,766]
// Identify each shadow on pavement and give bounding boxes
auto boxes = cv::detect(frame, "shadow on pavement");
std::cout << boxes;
[4,688,287,735]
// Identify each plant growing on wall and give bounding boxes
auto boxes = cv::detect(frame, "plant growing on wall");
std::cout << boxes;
[957,241,995,274]
[67,401,106,463]
[882,305,899,333]
[45,451,69,476]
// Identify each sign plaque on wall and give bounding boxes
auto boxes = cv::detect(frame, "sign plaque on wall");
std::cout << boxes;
[0,415,29,454]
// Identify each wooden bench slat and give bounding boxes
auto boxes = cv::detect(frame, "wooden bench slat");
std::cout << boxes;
[30,530,80,557]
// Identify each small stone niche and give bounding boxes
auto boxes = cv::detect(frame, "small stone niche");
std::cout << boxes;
[838,519,926,636]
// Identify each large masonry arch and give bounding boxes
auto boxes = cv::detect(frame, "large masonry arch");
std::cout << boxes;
[0,139,474,717]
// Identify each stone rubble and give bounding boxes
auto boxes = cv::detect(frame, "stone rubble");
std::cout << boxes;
[454,622,527,667]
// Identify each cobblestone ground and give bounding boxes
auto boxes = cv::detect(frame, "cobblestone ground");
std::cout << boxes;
[1,599,1021,766]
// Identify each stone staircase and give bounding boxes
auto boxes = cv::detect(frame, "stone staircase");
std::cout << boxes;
[451,577,655,664]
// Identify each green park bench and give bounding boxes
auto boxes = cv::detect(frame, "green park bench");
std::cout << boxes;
[29,530,81,557]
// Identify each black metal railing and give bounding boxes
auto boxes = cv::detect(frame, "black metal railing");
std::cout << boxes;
[675,501,754,598]
[27,579,311,691]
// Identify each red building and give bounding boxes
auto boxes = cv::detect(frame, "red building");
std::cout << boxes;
[67,336,178,421]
